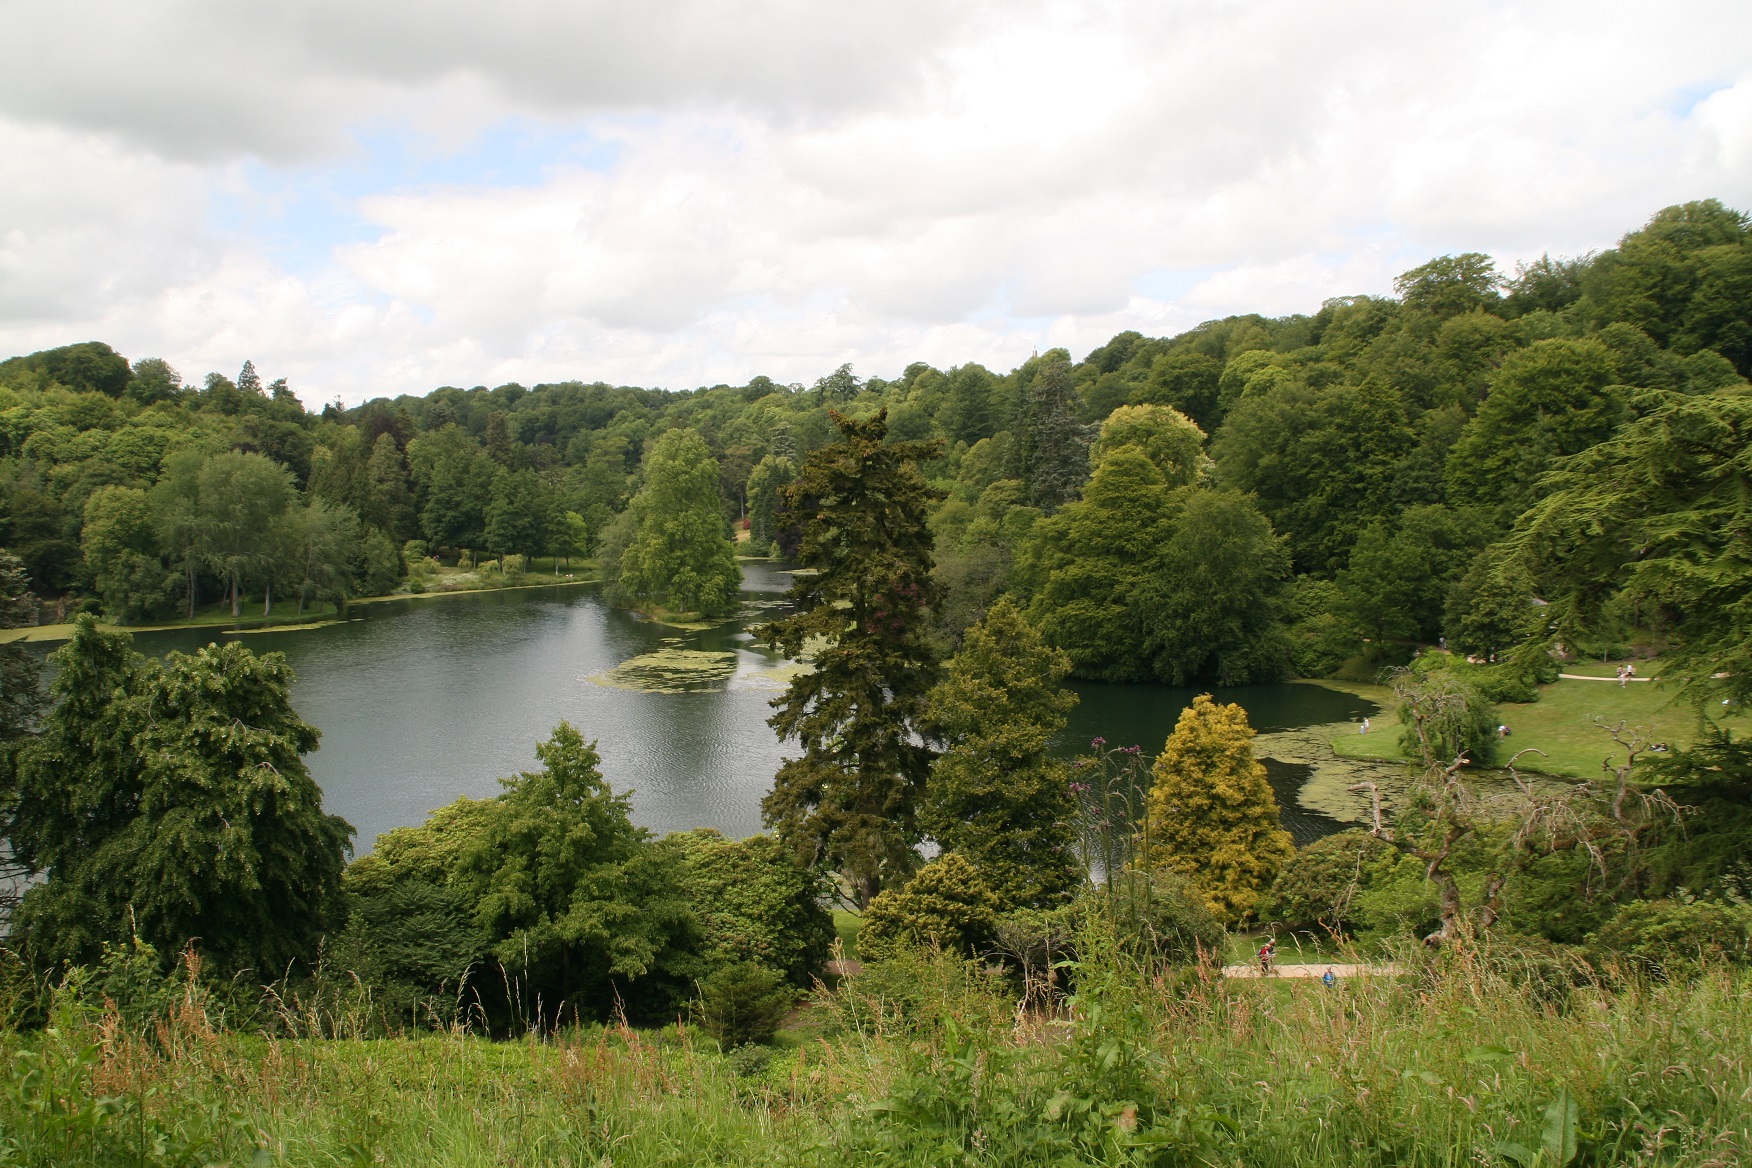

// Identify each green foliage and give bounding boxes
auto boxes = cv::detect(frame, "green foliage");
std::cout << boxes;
[1444,551,1546,659]
[1142,695,1294,924]
[1074,870,1225,967]
[359,526,403,595]
[332,798,496,1021]
[452,722,706,1024]
[80,486,175,621]
[0,550,46,744]
[1090,403,1208,487]
[666,829,834,985]
[1337,504,1490,643]
[1446,338,1624,517]
[695,961,794,1047]
[1508,386,1752,707]
[1212,379,1415,574]
[1140,487,1291,684]
[483,466,548,564]
[1026,449,1291,683]
[1259,828,1398,935]
[1588,899,1752,980]
[7,617,353,976]
[614,429,740,616]
[1584,199,1752,372]
[193,450,295,616]
[1394,252,1503,318]
[744,453,796,551]
[1025,446,1171,681]
[760,410,943,904]
[920,598,1082,909]
[1020,354,1090,513]
[1281,576,1357,677]
[1388,659,1502,767]
[0,341,132,397]
[1132,347,1223,432]
[858,853,1002,962]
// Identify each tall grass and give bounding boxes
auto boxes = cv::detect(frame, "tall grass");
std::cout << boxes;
[1,938,1746,1166]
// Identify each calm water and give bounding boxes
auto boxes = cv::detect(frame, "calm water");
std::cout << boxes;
[102,565,1378,852]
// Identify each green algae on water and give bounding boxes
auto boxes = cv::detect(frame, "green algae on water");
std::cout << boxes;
[590,649,740,693]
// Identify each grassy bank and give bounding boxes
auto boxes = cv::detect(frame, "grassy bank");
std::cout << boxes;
[0,565,601,645]
[1331,666,1709,780]
[5,948,1746,1166]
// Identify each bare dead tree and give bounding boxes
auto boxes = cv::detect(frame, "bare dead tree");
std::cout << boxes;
[1348,721,1684,948]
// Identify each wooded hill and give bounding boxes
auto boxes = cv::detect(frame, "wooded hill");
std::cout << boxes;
[2,198,1749,701]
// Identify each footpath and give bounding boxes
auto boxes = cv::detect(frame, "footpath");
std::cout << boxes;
[1220,963,1402,979]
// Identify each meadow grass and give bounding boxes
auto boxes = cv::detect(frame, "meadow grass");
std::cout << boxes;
[3,943,1746,1166]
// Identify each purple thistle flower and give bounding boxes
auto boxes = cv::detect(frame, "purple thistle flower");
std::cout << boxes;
[1091,736,1107,748]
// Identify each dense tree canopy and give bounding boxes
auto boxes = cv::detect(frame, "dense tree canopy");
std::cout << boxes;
[0,196,1745,705]
[613,428,740,616]
[6,618,352,975]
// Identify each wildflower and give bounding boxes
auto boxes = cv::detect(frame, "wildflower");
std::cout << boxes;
[1091,736,1107,748]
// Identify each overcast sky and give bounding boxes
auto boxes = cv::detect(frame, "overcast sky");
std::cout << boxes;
[2,1,1749,405]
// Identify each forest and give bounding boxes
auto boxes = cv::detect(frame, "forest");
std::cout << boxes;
[0,199,1748,1166]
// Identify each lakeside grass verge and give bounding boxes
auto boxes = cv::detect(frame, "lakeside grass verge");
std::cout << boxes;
[0,571,602,645]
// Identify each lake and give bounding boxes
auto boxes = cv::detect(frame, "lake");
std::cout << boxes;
[111,563,1385,852]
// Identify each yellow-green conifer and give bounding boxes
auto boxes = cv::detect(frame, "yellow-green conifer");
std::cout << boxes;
[1142,694,1293,923]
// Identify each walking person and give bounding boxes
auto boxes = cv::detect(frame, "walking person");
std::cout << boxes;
[1258,937,1276,976]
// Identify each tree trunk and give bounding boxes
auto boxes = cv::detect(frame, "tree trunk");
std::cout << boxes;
[263,581,272,617]
[230,571,240,618]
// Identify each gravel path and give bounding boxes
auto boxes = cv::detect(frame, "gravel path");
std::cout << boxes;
[1220,963,1402,979]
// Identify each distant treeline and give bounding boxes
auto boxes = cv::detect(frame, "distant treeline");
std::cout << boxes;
[1,198,1749,690]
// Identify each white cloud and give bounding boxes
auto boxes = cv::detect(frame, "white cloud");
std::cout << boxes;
[1,1,1750,403]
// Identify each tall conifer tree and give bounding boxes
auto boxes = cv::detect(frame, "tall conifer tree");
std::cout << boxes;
[761,410,942,905]
[920,598,1082,909]
[1024,355,1091,513]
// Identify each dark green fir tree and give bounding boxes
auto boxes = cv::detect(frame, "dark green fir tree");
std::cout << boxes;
[760,410,943,906]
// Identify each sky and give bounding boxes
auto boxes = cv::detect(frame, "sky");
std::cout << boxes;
[1,1,1750,406]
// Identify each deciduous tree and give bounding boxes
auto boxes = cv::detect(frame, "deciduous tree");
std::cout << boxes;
[615,429,740,615]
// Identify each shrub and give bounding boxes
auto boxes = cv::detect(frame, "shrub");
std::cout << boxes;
[859,854,1001,962]
[1080,870,1224,966]
[1142,694,1294,923]
[666,829,835,986]
[696,962,793,1047]
[1258,829,1397,936]
[1588,899,1752,980]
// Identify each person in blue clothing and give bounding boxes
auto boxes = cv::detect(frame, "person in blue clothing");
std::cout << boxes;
[1322,968,1336,987]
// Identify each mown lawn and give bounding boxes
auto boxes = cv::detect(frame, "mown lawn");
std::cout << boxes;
[1331,663,1715,779]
